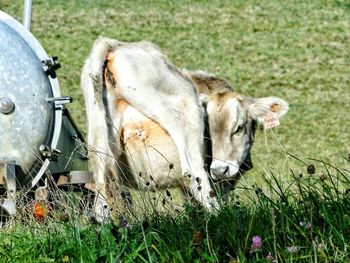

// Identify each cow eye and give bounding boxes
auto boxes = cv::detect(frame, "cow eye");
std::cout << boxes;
[233,125,245,135]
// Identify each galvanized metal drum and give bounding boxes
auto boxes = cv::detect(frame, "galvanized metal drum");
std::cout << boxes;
[0,11,63,188]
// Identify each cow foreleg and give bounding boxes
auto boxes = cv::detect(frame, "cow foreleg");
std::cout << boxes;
[168,122,219,211]
[188,171,219,211]
[109,51,218,211]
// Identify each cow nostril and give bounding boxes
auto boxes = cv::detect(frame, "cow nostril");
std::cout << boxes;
[223,165,229,175]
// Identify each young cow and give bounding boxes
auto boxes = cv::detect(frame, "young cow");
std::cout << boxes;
[81,37,289,221]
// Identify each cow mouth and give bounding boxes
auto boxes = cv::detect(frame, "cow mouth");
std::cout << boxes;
[210,164,252,195]
[210,160,253,181]
[210,160,240,180]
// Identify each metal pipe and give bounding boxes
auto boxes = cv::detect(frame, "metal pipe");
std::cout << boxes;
[23,0,32,31]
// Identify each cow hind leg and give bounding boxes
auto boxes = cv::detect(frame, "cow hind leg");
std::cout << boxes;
[86,117,125,222]
[89,152,112,223]
[104,166,127,217]
[91,157,127,222]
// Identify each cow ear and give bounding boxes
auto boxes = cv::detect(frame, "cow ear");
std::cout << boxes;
[248,97,289,123]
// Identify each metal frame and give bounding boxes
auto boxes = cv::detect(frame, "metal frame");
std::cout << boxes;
[0,162,17,215]
[0,7,93,217]
[23,0,32,31]
[0,11,63,189]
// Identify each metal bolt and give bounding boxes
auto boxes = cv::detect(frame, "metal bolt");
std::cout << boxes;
[0,97,15,114]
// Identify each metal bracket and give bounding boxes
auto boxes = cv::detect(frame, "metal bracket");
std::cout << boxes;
[0,162,17,216]
[39,145,62,161]
[46,96,72,106]
[57,171,92,186]
[0,199,16,216]
[57,171,94,192]
[42,56,61,78]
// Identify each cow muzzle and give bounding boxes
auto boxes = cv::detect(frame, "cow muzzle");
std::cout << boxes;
[210,160,240,180]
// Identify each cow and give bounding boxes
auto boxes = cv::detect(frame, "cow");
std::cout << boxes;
[81,37,289,221]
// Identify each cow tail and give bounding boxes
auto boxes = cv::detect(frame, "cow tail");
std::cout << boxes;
[81,37,121,101]
[80,37,124,203]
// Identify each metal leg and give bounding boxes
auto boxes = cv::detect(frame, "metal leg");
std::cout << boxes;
[0,162,17,216]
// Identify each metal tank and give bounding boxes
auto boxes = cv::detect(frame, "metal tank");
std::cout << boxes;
[0,9,91,215]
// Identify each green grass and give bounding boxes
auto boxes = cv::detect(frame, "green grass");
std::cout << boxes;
[1,159,350,262]
[1,0,350,262]
[3,0,350,184]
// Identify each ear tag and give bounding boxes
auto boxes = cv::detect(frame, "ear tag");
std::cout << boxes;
[263,111,280,129]
[271,104,281,113]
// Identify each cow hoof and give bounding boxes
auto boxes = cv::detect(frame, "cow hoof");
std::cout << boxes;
[209,200,220,213]
[94,208,110,223]
[94,197,110,223]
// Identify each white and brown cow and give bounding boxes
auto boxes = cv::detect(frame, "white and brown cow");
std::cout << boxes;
[81,37,288,221]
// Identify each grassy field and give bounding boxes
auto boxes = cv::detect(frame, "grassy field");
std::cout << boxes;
[1,166,350,262]
[1,0,350,261]
[3,0,350,185]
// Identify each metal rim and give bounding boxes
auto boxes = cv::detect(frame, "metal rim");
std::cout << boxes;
[0,11,63,189]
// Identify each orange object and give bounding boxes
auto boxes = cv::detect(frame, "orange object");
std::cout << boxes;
[33,201,50,220]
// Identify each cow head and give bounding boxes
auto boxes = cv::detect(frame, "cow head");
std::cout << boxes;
[201,92,289,181]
